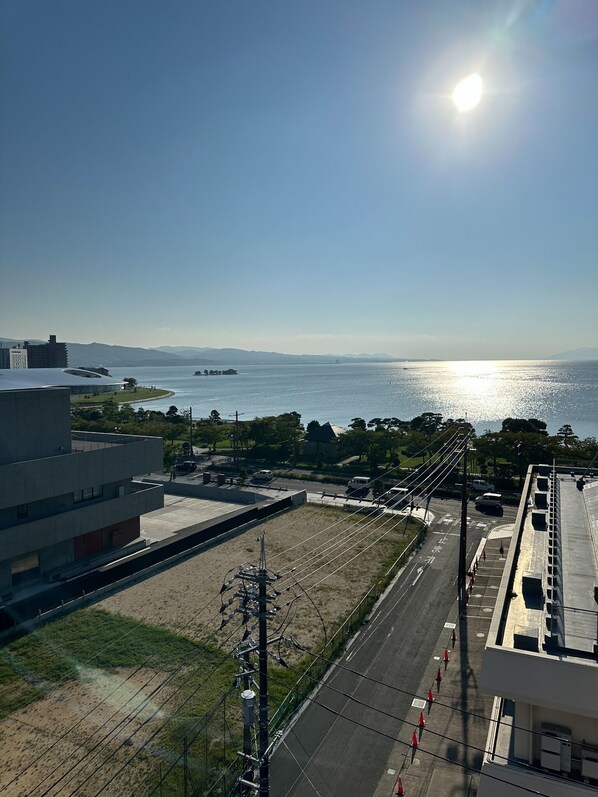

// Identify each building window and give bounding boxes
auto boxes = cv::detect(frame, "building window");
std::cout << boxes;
[73,486,103,503]
[16,504,28,520]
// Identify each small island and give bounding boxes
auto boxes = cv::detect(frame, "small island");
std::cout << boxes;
[194,368,238,376]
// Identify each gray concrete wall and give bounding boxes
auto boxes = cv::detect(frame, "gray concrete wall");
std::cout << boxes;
[145,479,265,505]
[0,388,71,465]
[1,483,164,561]
[0,436,163,509]
[39,538,74,575]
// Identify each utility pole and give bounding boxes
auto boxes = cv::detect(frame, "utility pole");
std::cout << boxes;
[189,406,193,459]
[221,536,284,797]
[257,539,270,797]
[234,410,239,464]
[458,434,469,614]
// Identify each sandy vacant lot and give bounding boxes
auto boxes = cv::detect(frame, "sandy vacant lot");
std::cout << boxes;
[99,503,413,651]
[0,503,415,796]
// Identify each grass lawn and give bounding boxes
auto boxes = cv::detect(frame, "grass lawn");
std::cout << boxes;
[70,386,172,406]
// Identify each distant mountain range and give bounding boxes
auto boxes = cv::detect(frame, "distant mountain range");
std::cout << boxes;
[0,338,403,368]
[154,345,401,365]
[2,336,595,367]
[547,347,598,361]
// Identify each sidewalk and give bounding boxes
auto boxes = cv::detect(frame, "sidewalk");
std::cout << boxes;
[374,529,513,797]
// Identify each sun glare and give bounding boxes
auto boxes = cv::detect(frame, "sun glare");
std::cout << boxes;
[451,73,483,112]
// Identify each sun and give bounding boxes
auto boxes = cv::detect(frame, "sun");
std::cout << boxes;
[451,73,483,112]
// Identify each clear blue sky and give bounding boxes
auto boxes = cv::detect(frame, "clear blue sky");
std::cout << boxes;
[2,0,597,359]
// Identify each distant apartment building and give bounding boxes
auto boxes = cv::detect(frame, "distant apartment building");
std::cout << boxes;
[24,334,68,368]
[479,464,598,795]
[0,346,28,369]
[0,387,163,600]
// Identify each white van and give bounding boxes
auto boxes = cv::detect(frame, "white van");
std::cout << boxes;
[384,487,409,508]
[474,492,502,511]
[252,469,273,482]
[347,476,371,492]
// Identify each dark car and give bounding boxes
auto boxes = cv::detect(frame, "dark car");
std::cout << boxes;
[176,460,197,473]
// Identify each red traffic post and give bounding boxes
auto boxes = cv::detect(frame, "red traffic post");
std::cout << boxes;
[412,730,419,748]
[443,648,450,664]
[396,776,405,795]
[419,711,426,728]
[451,627,457,646]
[427,687,435,704]
[435,667,442,683]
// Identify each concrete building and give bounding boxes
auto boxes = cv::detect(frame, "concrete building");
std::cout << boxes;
[0,388,163,600]
[479,464,598,795]
[0,346,28,369]
[24,334,68,368]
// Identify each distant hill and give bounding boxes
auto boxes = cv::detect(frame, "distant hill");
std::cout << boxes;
[1,337,405,368]
[65,342,191,367]
[156,346,400,364]
[547,347,598,361]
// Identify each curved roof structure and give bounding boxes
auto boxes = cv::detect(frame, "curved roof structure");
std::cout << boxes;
[0,368,122,392]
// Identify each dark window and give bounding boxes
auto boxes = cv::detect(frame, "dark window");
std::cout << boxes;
[74,486,103,504]
[16,504,28,520]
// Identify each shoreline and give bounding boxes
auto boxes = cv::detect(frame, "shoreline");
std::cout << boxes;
[124,390,175,405]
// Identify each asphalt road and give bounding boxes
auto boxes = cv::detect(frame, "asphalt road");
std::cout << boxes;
[270,498,517,797]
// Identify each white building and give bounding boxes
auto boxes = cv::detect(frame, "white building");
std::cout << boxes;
[0,346,28,368]
[479,464,598,795]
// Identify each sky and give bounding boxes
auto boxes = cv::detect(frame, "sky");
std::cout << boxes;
[1,0,597,360]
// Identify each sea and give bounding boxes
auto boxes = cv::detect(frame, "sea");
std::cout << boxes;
[109,360,598,440]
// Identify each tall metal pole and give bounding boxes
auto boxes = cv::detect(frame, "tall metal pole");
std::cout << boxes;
[258,538,269,797]
[189,406,193,459]
[458,439,469,613]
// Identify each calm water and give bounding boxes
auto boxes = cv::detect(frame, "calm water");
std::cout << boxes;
[110,360,598,439]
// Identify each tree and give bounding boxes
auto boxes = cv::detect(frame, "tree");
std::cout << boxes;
[276,412,303,460]
[102,398,119,421]
[338,428,371,461]
[349,417,366,431]
[202,423,223,451]
[166,405,180,421]
[123,377,138,391]
[209,409,221,423]
[501,418,548,436]
[557,424,578,447]
[367,417,384,431]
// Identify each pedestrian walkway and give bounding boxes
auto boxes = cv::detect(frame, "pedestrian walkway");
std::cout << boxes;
[374,534,512,797]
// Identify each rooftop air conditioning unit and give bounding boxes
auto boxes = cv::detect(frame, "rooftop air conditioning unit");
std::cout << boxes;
[541,724,572,774]
[581,746,598,782]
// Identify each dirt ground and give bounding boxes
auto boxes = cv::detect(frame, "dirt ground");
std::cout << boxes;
[0,503,414,796]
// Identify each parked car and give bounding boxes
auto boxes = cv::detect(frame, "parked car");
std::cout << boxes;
[383,487,410,508]
[472,479,495,492]
[252,469,273,482]
[176,460,197,473]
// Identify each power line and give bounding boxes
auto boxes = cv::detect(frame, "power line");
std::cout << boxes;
[269,427,462,566]
[273,431,463,576]
[276,439,466,589]
[34,621,243,797]
[1,592,222,793]
[271,676,550,797]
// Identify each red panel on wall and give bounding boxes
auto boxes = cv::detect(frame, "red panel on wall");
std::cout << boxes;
[74,517,141,560]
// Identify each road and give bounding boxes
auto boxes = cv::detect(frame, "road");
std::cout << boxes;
[270,497,516,797]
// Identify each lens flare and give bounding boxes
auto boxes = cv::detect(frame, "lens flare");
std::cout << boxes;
[452,73,483,112]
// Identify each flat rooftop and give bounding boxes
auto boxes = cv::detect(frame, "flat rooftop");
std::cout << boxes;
[501,469,598,661]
